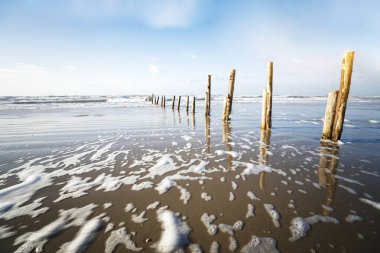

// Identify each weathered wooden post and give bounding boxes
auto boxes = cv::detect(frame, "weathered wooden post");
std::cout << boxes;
[222,69,236,121]
[157,96,160,105]
[192,96,196,113]
[321,51,355,142]
[163,96,166,108]
[186,96,189,113]
[206,74,211,116]
[332,51,355,141]
[152,95,154,104]
[261,62,273,130]
[321,90,339,140]
[177,96,181,111]
[172,96,176,110]
[205,91,209,117]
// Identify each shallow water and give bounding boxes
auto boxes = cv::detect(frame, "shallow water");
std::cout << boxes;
[0,96,379,252]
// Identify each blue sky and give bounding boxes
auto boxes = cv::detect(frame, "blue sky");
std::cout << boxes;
[0,0,379,96]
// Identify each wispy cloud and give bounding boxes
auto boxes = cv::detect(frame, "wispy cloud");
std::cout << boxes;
[148,64,160,74]
[0,63,49,76]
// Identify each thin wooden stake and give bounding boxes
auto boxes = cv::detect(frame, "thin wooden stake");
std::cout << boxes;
[223,69,236,121]
[163,96,166,108]
[177,96,181,111]
[205,91,209,117]
[321,90,339,140]
[332,51,355,141]
[186,96,189,113]
[192,96,196,113]
[265,62,273,129]
[206,74,211,116]
[172,96,176,109]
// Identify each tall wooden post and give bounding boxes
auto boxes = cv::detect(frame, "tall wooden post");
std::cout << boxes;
[177,96,181,111]
[172,96,176,110]
[265,62,273,129]
[223,69,236,121]
[205,91,209,117]
[332,51,355,141]
[186,96,189,113]
[192,96,196,113]
[321,90,339,140]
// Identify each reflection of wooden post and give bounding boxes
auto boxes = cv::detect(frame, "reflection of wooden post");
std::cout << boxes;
[261,89,267,129]
[332,51,355,141]
[192,96,196,113]
[192,111,195,129]
[318,142,340,215]
[222,120,232,169]
[321,91,338,140]
[222,97,228,121]
[223,69,236,121]
[186,96,189,113]
[259,129,271,191]
[172,96,176,110]
[205,116,211,153]
[177,96,181,111]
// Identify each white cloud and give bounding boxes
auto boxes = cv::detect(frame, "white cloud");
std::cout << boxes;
[0,63,49,76]
[149,64,160,74]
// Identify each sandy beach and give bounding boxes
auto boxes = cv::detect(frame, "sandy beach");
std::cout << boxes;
[0,96,379,252]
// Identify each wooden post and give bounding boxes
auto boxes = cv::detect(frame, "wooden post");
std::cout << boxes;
[192,96,196,113]
[321,90,339,140]
[261,89,268,129]
[172,96,176,109]
[223,69,236,121]
[177,96,181,111]
[186,96,189,113]
[332,51,355,141]
[265,62,273,129]
[206,74,211,116]
[205,91,209,117]
[152,95,154,104]
[163,96,166,108]
[157,96,159,105]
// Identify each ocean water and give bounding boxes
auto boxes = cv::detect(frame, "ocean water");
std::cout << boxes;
[0,95,379,252]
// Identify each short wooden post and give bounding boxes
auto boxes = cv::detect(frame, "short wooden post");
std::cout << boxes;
[157,96,159,105]
[172,96,176,109]
[332,51,355,141]
[163,96,166,108]
[192,96,196,113]
[223,69,236,121]
[321,90,339,140]
[177,96,181,111]
[265,62,273,129]
[152,95,154,104]
[261,89,267,129]
[186,96,189,113]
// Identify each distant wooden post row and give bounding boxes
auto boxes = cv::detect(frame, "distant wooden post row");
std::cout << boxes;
[148,51,354,143]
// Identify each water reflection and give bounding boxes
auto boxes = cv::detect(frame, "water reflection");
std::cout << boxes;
[318,142,340,215]
[259,129,271,191]
[222,120,233,169]
[205,116,211,153]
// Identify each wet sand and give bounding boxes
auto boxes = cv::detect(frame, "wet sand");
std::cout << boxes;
[0,101,380,252]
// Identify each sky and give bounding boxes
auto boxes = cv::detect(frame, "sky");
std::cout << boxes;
[0,0,379,96]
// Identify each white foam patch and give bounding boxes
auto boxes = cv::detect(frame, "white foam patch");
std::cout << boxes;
[103,203,113,209]
[0,225,17,239]
[153,209,191,253]
[238,162,272,176]
[181,135,193,141]
[155,178,177,194]
[289,215,339,241]
[141,155,177,179]
[200,213,218,235]
[189,243,202,253]
[57,216,103,253]
[229,192,235,201]
[176,185,191,204]
[125,203,135,213]
[345,214,363,223]
[218,221,244,236]
[359,198,380,211]
[146,201,160,210]
[201,192,212,201]
[131,181,154,191]
[281,145,302,155]
[131,211,149,223]
[241,236,279,253]
[229,236,238,251]
[246,204,255,218]
[14,204,98,253]
[105,227,143,253]
[0,197,48,220]
[264,204,280,228]
[247,191,260,201]
[231,181,238,190]
[210,241,220,253]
